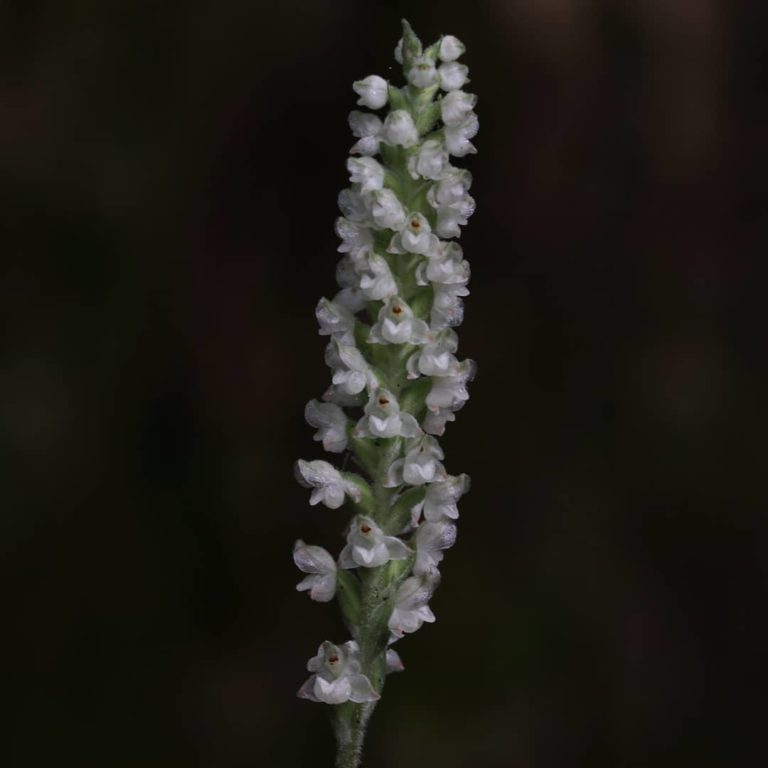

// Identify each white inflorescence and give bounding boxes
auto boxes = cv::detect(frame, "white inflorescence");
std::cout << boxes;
[294,22,477,708]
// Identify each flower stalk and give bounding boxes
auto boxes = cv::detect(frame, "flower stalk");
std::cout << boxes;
[293,19,478,768]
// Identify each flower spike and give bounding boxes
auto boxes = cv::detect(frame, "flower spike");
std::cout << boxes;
[293,20,477,768]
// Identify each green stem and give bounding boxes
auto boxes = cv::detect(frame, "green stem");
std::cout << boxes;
[334,472,394,766]
[334,700,377,768]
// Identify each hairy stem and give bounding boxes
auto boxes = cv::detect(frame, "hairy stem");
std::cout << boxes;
[334,700,377,768]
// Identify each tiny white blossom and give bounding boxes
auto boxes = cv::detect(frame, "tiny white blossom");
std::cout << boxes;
[422,407,456,436]
[335,216,373,258]
[438,61,469,91]
[385,435,447,487]
[357,253,398,301]
[440,90,477,127]
[425,358,476,413]
[431,282,469,329]
[430,166,473,204]
[407,56,438,88]
[368,296,430,345]
[332,285,368,314]
[346,156,385,193]
[293,540,337,602]
[339,516,412,568]
[337,186,372,223]
[438,35,465,62]
[354,389,421,439]
[394,38,404,64]
[411,474,470,525]
[324,340,377,400]
[407,138,449,181]
[414,519,457,575]
[298,641,379,704]
[406,329,459,378]
[417,241,470,285]
[305,400,348,453]
[433,193,476,239]
[295,459,362,510]
[389,212,439,256]
[388,571,440,639]
[382,109,419,148]
[444,112,479,157]
[315,297,356,343]
[371,188,407,231]
[348,111,383,156]
[353,75,389,110]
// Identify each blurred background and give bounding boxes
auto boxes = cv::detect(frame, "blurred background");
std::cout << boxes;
[2,1,766,766]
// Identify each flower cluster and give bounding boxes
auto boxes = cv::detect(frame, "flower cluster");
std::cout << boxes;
[294,22,476,716]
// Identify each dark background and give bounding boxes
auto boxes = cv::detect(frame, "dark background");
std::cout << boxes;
[2,1,766,766]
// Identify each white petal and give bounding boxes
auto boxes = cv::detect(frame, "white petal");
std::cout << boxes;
[439,35,465,62]
[399,413,423,438]
[293,540,336,574]
[348,674,380,703]
[353,75,389,110]
[315,676,352,705]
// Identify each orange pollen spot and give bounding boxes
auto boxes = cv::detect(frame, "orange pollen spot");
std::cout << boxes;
[378,397,389,406]
[328,655,339,664]
[392,306,402,315]
[361,525,372,534]
[411,219,421,229]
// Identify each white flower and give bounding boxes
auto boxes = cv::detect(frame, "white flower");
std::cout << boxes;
[337,185,372,223]
[298,641,379,704]
[422,408,456,436]
[371,188,407,231]
[444,112,479,156]
[295,459,362,509]
[293,540,337,602]
[411,474,470,524]
[438,61,469,91]
[368,296,430,345]
[346,156,385,193]
[354,389,421,439]
[441,91,477,127]
[332,285,368,314]
[385,435,447,487]
[425,359,476,412]
[431,283,469,329]
[336,255,359,289]
[389,213,439,256]
[382,109,419,148]
[433,192,475,239]
[407,56,438,88]
[353,75,389,110]
[439,35,465,62]
[414,519,457,575]
[406,329,459,378]
[324,340,377,399]
[339,516,412,568]
[305,400,348,453]
[430,166,473,205]
[335,216,373,258]
[407,138,449,181]
[357,253,398,300]
[417,241,470,285]
[349,111,383,156]
[315,297,356,343]
[388,571,440,638]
